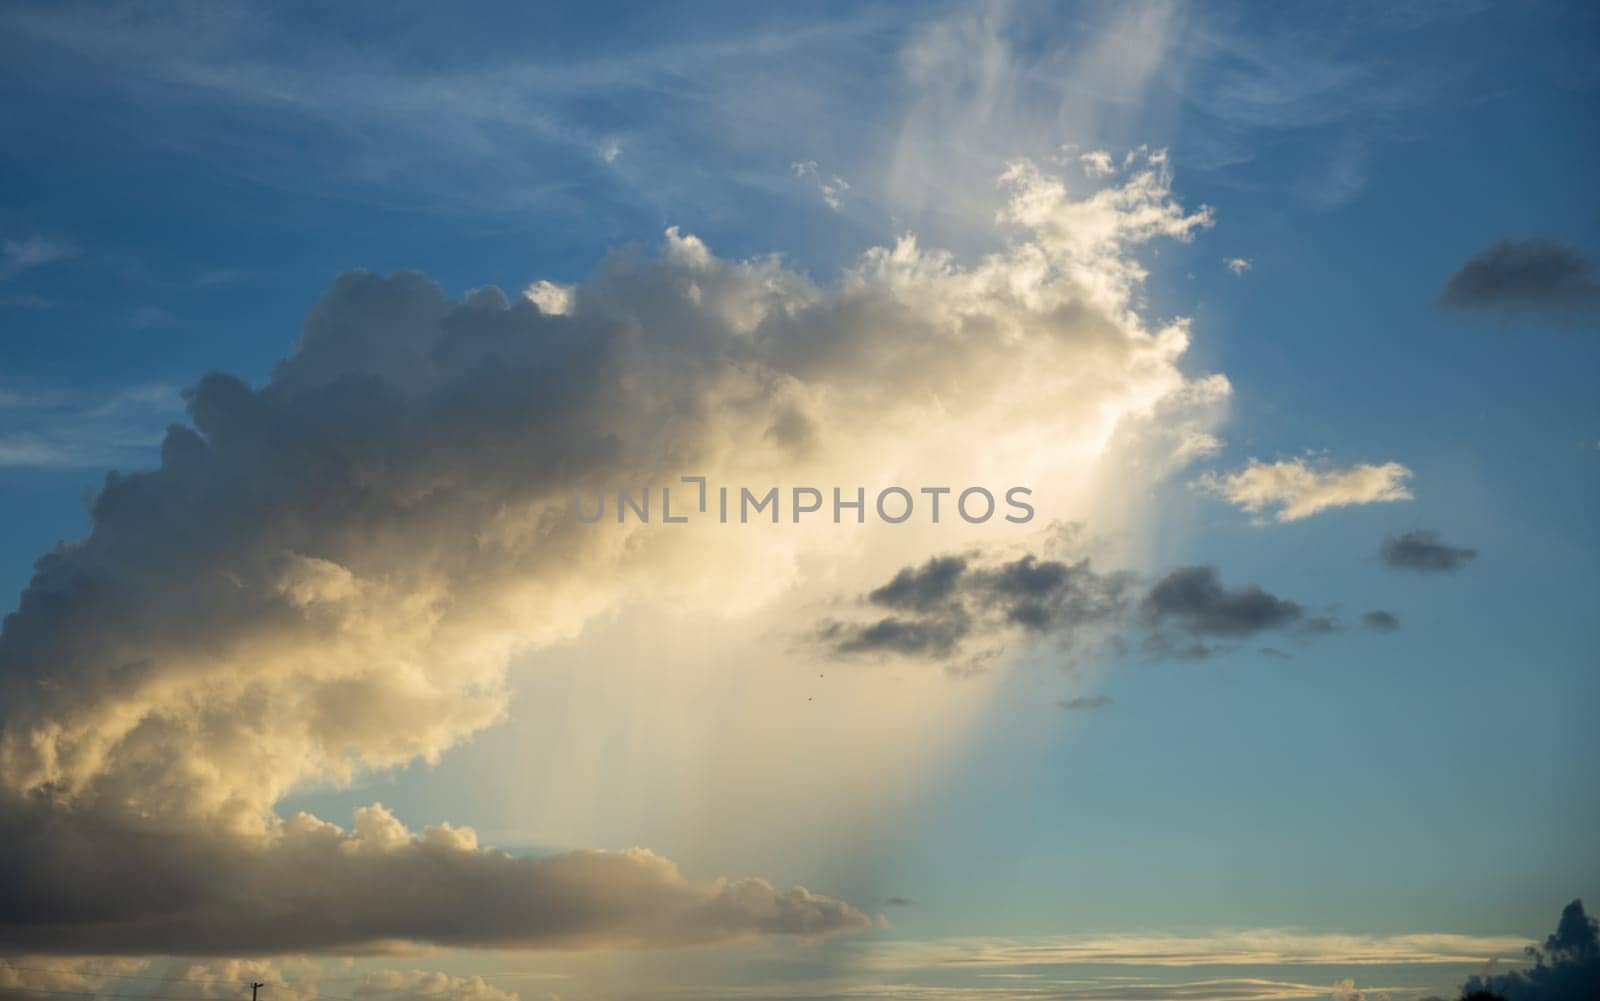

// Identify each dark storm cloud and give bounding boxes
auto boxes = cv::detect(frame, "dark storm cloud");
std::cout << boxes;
[1362,610,1400,632]
[1380,530,1478,573]
[1142,566,1303,638]
[1438,238,1600,317]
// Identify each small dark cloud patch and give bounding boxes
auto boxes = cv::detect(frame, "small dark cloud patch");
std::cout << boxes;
[1439,238,1600,318]
[882,897,916,908]
[1381,530,1478,573]
[1057,695,1112,711]
[1297,615,1344,636]
[1259,647,1293,660]
[1362,610,1400,632]
[1142,566,1303,638]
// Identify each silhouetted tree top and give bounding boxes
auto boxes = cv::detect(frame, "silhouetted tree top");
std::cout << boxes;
[1459,899,1598,1001]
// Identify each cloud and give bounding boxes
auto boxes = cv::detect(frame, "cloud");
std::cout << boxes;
[353,971,525,1001]
[824,547,1344,668]
[866,554,969,612]
[1201,458,1414,522]
[1379,530,1477,574]
[1225,257,1251,275]
[822,549,1131,669]
[0,801,868,954]
[0,958,537,1001]
[521,279,574,315]
[1438,239,1600,318]
[0,957,153,1000]
[0,157,1230,953]
[827,614,971,659]
[855,928,1535,970]
[0,235,78,280]
[0,381,181,468]
[1361,610,1400,632]
[790,160,850,210]
[1080,150,1116,177]
[1058,695,1113,711]
[1143,566,1302,638]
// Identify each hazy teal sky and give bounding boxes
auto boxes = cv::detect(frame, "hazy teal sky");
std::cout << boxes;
[0,3,1596,1000]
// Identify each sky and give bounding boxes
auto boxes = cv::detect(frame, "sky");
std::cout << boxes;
[0,2,1597,1000]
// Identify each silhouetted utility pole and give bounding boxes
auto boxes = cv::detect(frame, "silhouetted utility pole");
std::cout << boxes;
[250,984,265,1001]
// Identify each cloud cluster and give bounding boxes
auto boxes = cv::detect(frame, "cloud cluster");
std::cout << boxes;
[820,546,1365,669]
[1202,458,1414,522]
[819,550,1131,669]
[0,156,1227,953]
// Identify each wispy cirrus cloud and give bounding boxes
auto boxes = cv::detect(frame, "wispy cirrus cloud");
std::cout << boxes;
[0,235,78,281]
[854,928,1535,971]
[0,381,180,468]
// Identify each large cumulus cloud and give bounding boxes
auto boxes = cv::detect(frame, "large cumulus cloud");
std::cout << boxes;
[0,154,1223,953]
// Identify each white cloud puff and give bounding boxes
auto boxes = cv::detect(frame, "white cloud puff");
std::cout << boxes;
[1202,458,1413,522]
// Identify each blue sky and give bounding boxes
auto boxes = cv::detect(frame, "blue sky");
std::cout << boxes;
[1,3,1597,1000]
